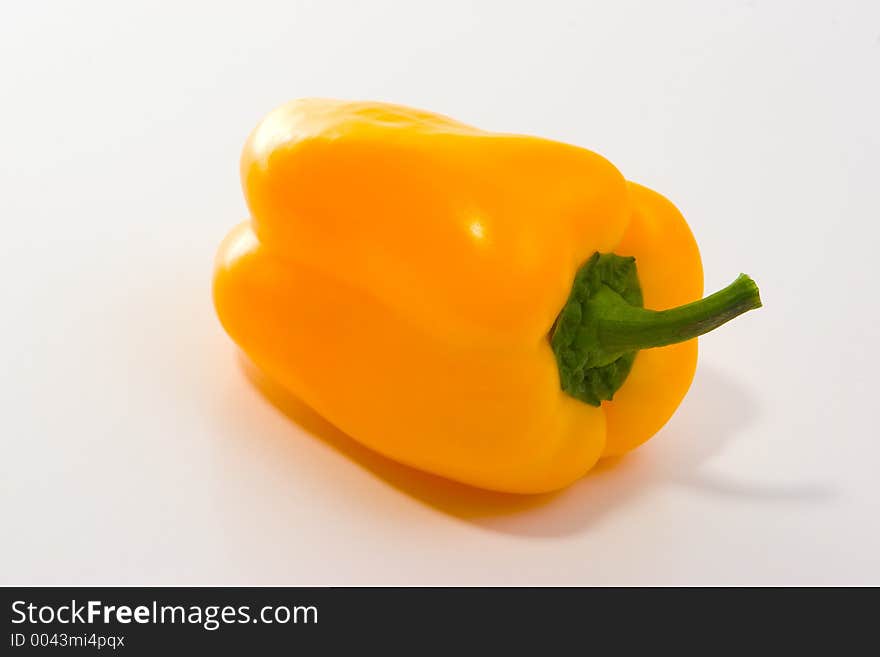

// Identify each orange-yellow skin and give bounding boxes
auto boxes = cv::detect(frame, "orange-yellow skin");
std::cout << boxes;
[214,99,703,494]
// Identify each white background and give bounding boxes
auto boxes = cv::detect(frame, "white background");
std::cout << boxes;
[2,0,878,585]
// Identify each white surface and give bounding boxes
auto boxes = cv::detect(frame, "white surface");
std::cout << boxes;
[2,0,879,585]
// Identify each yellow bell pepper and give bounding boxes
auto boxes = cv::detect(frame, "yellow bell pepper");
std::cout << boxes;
[214,99,761,494]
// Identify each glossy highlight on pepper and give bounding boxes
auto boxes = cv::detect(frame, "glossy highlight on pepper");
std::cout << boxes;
[214,98,761,494]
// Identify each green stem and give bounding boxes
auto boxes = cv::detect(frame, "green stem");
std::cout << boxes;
[550,253,762,406]
[591,274,762,356]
